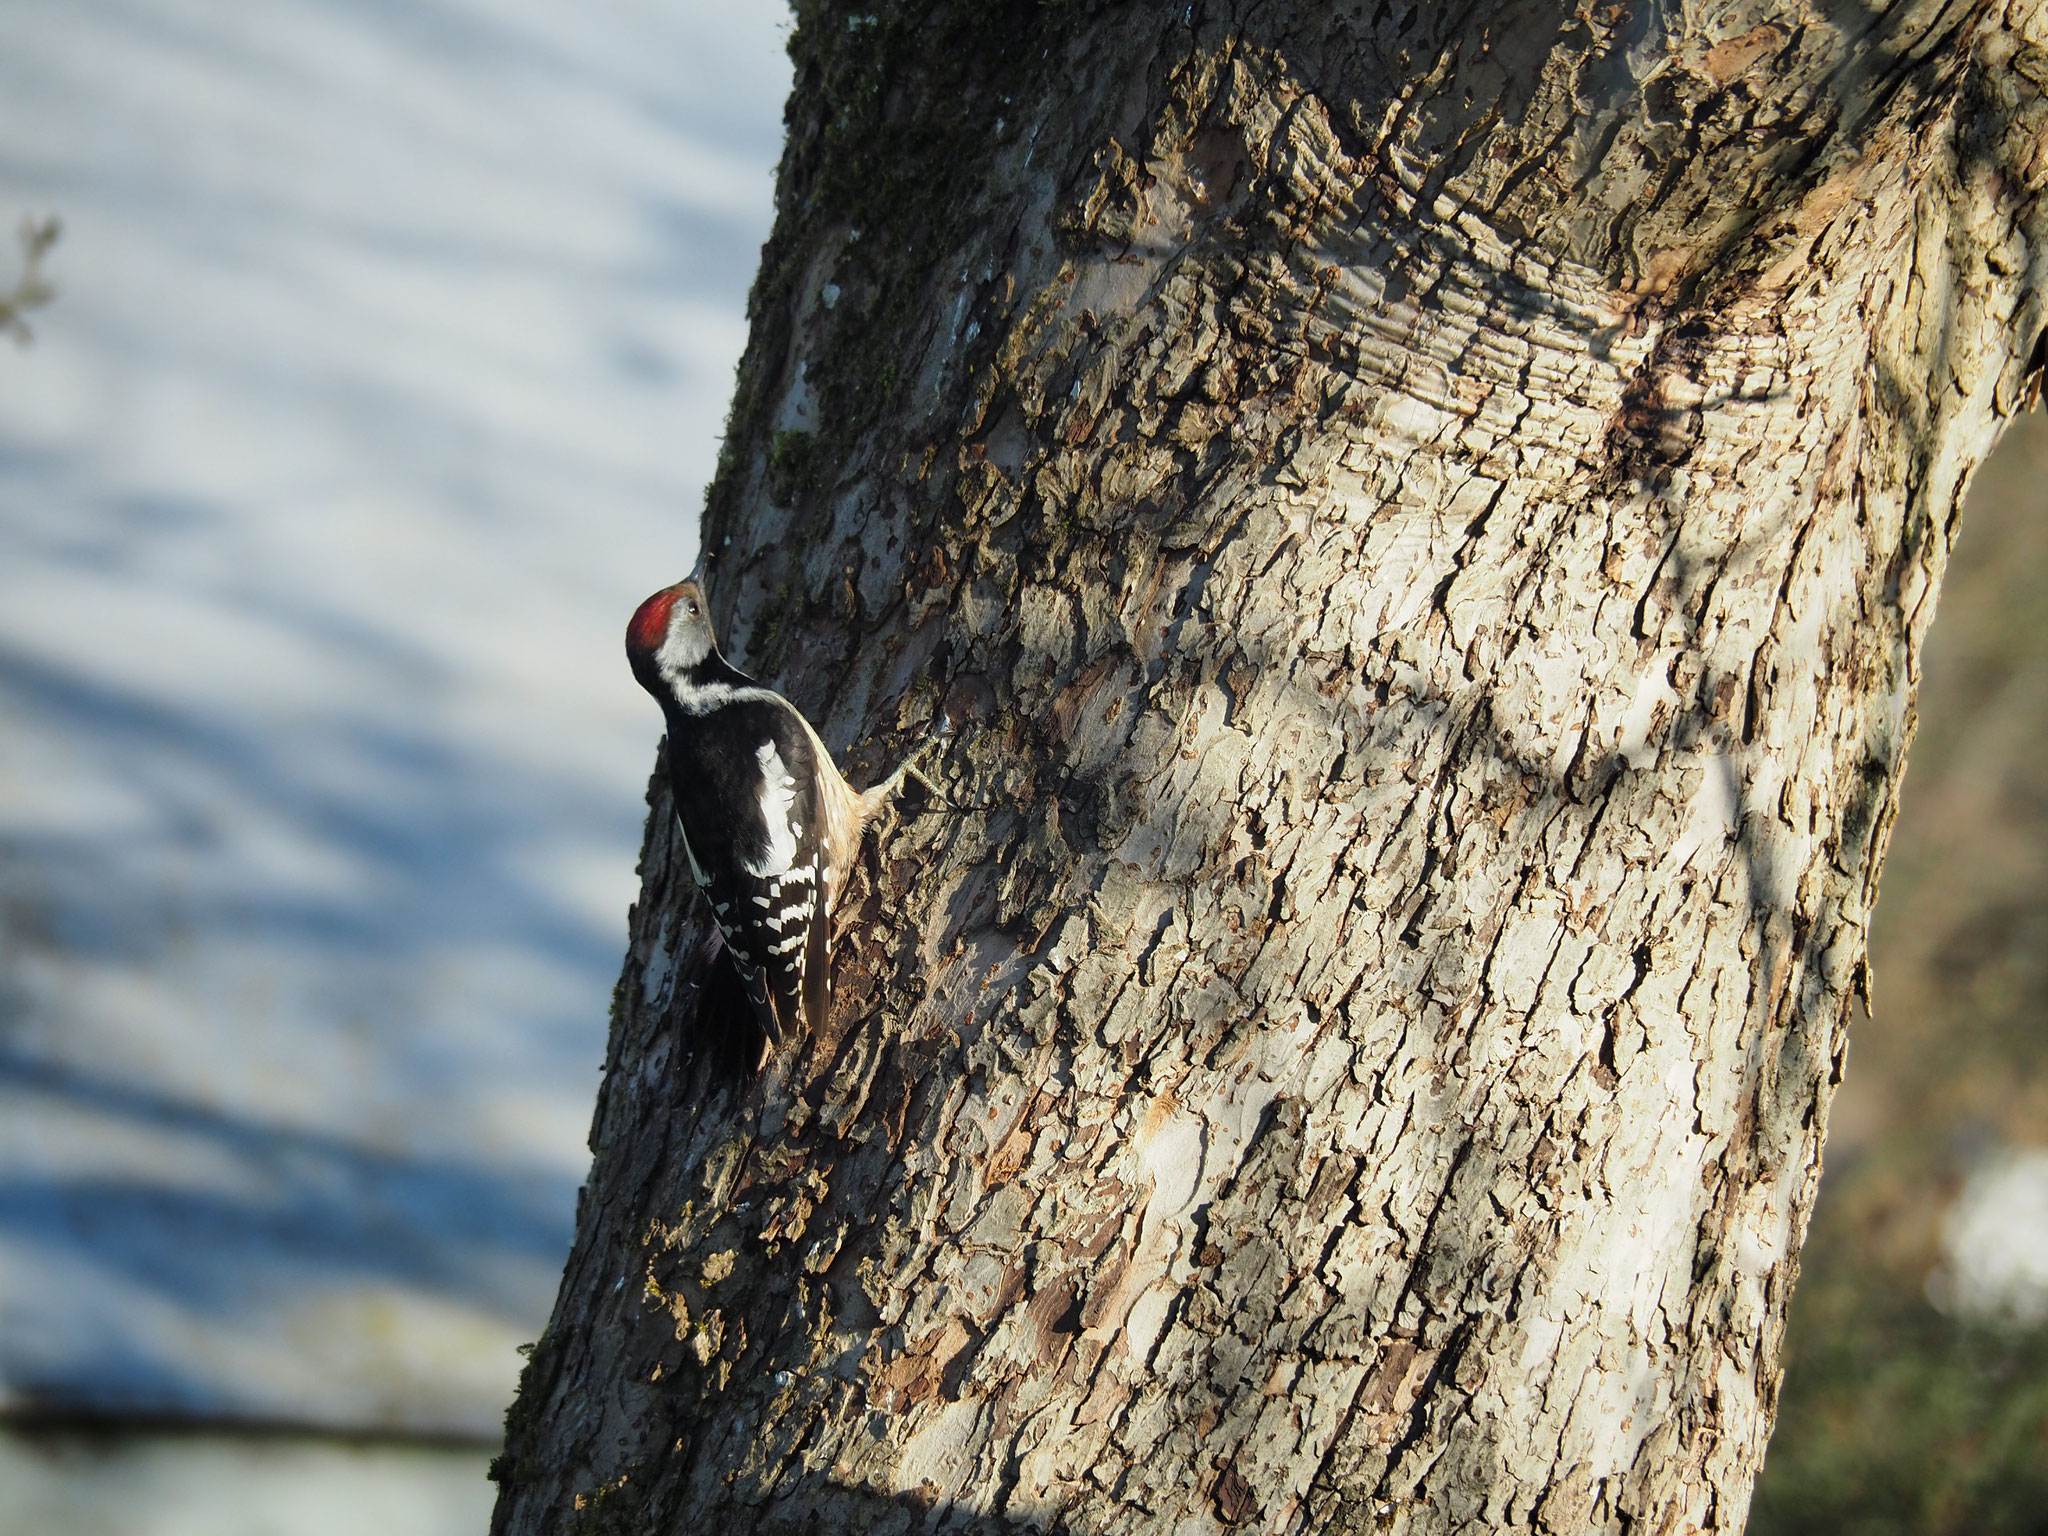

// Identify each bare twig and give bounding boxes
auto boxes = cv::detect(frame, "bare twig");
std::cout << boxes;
[0,216,61,346]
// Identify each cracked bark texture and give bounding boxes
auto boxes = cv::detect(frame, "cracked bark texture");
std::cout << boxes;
[492,3,2048,1533]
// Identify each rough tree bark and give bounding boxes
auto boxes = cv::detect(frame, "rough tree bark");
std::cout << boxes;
[492,3,2048,1533]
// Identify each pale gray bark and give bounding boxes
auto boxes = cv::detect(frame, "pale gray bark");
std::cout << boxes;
[492,3,2048,1533]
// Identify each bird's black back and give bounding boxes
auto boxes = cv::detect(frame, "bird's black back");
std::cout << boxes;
[658,667,830,1042]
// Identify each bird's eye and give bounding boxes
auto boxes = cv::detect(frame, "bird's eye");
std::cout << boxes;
[687,602,700,617]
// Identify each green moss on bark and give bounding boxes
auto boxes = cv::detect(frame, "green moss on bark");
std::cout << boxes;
[701,1,1116,576]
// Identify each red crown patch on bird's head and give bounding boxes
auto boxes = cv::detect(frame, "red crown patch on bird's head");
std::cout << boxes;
[627,585,680,659]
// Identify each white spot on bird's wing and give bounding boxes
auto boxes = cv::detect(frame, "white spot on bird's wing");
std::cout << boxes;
[754,896,773,908]
[746,742,802,878]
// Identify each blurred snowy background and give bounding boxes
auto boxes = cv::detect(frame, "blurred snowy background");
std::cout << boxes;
[0,0,787,1526]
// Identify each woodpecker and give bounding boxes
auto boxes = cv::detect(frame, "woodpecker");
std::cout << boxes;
[627,576,921,1052]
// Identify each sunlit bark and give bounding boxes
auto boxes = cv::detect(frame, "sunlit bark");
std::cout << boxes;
[492,3,2048,1532]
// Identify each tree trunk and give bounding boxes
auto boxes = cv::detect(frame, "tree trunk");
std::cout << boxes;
[491,4,2048,1533]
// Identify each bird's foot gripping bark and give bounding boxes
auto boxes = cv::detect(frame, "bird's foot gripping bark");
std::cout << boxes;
[858,714,951,820]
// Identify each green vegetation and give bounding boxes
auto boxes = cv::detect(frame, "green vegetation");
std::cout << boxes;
[1756,1203,2048,1535]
